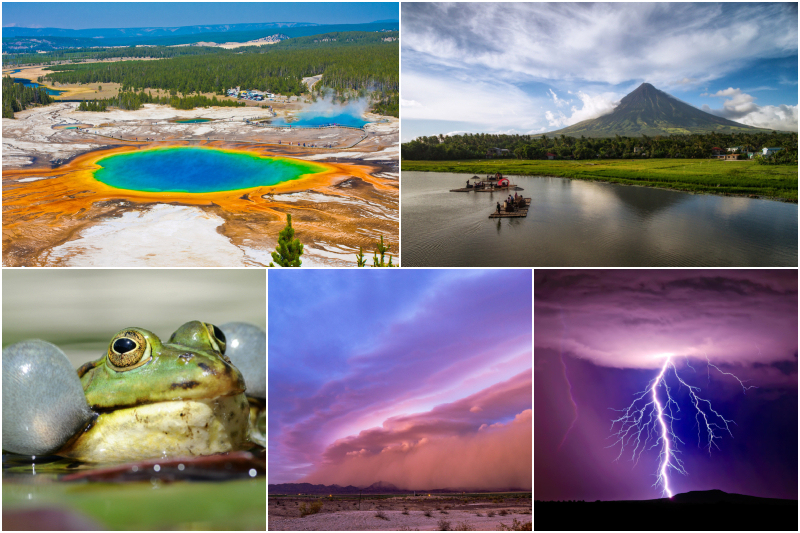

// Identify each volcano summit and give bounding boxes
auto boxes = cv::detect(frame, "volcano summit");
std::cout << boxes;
[548,83,771,138]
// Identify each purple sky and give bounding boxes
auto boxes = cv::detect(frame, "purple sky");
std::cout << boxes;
[269,269,532,490]
[535,270,798,501]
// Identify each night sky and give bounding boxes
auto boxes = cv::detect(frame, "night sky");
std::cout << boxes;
[535,270,798,501]
[269,269,532,490]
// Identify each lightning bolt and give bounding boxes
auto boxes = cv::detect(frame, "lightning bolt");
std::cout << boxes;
[609,354,756,498]
[558,308,578,450]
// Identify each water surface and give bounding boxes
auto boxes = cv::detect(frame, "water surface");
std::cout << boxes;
[402,172,797,266]
[93,147,325,193]
[270,112,367,128]
[174,118,211,124]
[12,77,64,95]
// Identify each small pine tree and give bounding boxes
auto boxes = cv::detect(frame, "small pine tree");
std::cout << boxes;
[355,247,367,267]
[354,236,397,267]
[372,235,396,267]
[269,214,303,267]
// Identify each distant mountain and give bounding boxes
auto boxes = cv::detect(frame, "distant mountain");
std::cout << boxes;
[547,83,769,138]
[1,22,319,39]
[2,36,101,51]
[535,489,798,531]
[2,21,400,48]
[268,482,531,495]
[671,489,793,505]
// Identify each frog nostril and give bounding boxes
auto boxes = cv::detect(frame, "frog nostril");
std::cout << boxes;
[113,338,137,354]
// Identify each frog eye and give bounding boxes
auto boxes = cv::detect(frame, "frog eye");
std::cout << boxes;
[107,330,151,370]
[204,323,227,355]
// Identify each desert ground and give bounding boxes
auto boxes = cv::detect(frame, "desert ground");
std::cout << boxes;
[2,101,398,266]
[268,494,532,531]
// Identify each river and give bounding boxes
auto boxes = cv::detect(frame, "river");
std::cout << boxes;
[401,172,797,266]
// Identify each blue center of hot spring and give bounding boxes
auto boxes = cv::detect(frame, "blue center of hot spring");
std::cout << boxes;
[271,112,368,128]
[92,147,324,193]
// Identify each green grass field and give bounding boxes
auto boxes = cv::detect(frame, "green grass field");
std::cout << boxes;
[401,159,798,202]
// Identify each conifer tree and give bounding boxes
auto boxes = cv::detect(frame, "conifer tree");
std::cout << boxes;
[355,247,367,267]
[269,214,303,267]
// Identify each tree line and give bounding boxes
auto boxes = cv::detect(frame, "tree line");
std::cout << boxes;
[401,131,798,163]
[5,30,399,68]
[2,76,53,118]
[77,90,246,112]
[4,45,226,68]
[39,38,397,99]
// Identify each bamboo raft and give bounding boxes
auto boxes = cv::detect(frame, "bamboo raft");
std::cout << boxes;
[489,198,531,218]
[450,186,524,192]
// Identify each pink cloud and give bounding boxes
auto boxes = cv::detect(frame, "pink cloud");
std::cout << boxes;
[313,371,531,463]
[305,409,532,490]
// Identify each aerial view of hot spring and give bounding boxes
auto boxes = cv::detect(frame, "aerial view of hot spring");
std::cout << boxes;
[2,2,399,267]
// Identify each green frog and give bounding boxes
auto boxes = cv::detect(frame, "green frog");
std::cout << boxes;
[2,321,265,463]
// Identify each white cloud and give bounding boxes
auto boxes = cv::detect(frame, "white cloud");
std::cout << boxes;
[400,99,422,108]
[545,91,620,128]
[703,88,798,132]
[548,89,570,107]
[403,3,797,89]
[401,70,544,130]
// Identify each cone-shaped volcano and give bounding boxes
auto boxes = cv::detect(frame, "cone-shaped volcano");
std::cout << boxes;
[548,83,767,137]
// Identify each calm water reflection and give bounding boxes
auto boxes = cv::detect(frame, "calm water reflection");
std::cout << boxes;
[401,172,797,266]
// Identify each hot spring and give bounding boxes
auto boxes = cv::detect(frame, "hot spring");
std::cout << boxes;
[271,112,368,128]
[173,118,211,124]
[92,147,327,193]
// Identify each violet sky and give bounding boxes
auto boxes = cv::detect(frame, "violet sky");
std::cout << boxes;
[535,270,798,501]
[269,269,532,490]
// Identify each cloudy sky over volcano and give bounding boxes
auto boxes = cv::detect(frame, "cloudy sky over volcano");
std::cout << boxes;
[535,270,798,501]
[269,269,532,489]
[401,3,798,141]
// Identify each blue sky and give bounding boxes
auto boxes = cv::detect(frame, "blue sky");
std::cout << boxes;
[2,2,398,29]
[402,3,798,141]
[268,269,532,487]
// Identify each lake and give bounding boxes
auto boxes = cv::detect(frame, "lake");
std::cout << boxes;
[12,77,64,96]
[401,172,798,267]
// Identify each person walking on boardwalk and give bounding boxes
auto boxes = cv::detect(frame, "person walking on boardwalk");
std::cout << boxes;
[496,201,501,214]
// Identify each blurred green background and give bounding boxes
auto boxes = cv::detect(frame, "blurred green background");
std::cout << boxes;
[2,269,266,368]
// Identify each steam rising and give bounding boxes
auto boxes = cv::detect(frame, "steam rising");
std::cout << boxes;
[302,89,370,119]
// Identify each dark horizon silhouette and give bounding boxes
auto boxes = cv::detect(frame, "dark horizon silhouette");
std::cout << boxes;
[534,489,798,531]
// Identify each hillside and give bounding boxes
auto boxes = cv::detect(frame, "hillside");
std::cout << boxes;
[2,22,399,50]
[535,490,797,531]
[548,83,769,137]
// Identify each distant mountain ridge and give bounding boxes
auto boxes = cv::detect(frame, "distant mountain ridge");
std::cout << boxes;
[2,22,319,39]
[269,481,531,494]
[2,21,400,48]
[547,83,769,138]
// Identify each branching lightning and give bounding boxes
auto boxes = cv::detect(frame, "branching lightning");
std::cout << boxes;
[608,354,756,498]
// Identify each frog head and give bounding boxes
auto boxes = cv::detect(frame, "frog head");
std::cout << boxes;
[77,321,246,409]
